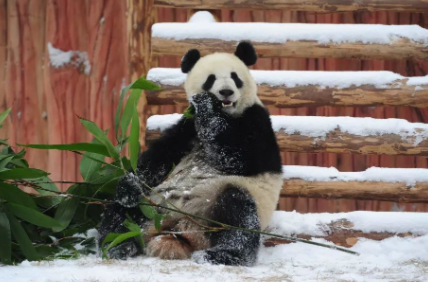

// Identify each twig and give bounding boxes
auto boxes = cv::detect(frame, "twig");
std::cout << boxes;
[20,179,359,255]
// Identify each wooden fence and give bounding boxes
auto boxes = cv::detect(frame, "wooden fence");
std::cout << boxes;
[1,0,428,213]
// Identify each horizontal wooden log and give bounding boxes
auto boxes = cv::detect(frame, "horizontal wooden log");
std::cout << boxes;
[282,180,428,203]
[146,128,428,156]
[154,0,428,13]
[146,80,428,108]
[152,37,428,61]
[263,219,417,248]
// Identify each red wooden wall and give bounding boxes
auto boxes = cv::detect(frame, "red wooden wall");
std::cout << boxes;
[1,1,427,212]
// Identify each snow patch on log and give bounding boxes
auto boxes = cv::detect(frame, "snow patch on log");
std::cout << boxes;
[147,114,428,145]
[283,166,428,186]
[147,67,428,89]
[47,43,91,75]
[268,211,428,236]
[152,22,428,45]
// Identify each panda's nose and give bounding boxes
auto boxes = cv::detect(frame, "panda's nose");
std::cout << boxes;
[219,89,234,97]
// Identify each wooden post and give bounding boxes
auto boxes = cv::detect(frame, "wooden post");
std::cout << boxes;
[0,0,7,139]
[155,0,428,13]
[127,0,157,149]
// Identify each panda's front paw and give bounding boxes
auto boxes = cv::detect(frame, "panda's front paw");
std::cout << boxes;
[191,92,222,114]
[106,241,141,260]
[192,248,252,266]
[115,172,143,208]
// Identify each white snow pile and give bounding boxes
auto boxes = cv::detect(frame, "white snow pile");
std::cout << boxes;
[147,114,428,145]
[47,43,91,75]
[147,67,428,89]
[153,12,428,45]
[268,210,428,237]
[283,165,428,186]
[2,211,428,282]
[188,11,217,23]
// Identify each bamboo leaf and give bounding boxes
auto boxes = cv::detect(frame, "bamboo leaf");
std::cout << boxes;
[104,231,141,253]
[129,103,140,171]
[123,219,144,248]
[0,108,11,125]
[6,203,63,229]
[120,89,141,138]
[140,199,157,220]
[115,85,132,142]
[0,155,13,171]
[19,143,111,157]
[0,211,12,264]
[53,197,80,232]
[0,168,48,180]
[7,212,40,261]
[79,118,120,160]
[0,182,38,210]
[80,139,105,181]
[154,213,166,232]
[130,76,161,91]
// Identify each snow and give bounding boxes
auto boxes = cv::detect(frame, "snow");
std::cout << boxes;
[148,67,428,89]
[188,11,216,23]
[47,43,91,75]
[3,211,428,282]
[283,166,428,186]
[153,20,428,45]
[268,211,428,236]
[147,114,428,145]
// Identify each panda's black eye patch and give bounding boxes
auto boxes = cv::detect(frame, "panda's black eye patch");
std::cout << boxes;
[202,74,216,91]
[231,72,243,88]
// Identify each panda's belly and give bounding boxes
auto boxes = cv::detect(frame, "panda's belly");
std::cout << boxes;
[151,149,283,230]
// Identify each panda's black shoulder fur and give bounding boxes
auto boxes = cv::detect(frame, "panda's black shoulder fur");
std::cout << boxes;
[198,103,282,176]
[136,117,197,189]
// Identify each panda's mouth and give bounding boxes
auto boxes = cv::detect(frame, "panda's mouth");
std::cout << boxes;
[222,100,236,108]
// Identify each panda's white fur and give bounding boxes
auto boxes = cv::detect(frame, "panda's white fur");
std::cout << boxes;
[100,42,283,265]
[144,50,283,261]
[150,145,282,230]
[185,53,262,116]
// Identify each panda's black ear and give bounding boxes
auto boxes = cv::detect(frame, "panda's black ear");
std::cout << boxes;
[181,49,201,73]
[234,41,257,66]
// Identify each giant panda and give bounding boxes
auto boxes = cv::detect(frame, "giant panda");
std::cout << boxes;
[98,42,283,266]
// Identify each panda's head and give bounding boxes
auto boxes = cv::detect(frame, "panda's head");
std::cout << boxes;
[181,41,261,116]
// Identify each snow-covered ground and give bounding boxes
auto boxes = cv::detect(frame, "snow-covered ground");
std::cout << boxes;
[3,211,428,282]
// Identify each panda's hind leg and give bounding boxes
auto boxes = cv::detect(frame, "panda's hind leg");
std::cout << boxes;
[193,185,261,266]
[98,203,147,259]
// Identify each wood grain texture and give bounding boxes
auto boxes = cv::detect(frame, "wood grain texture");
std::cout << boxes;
[155,0,428,13]
[264,219,417,248]
[146,80,428,108]
[127,0,157,148]
[147,128,428,156]
[282,180,428,203]
[0,0,7,139]
[152,37,428,61]
[5,0,47,181]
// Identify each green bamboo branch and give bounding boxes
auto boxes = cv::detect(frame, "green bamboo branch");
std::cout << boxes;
[19,179,359,256]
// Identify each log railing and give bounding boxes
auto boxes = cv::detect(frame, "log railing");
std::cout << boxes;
[282,180,428,203]
[152,21,428,61]
[154,0,428,13]
[147,69,428,108]
[146,115,428,156]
